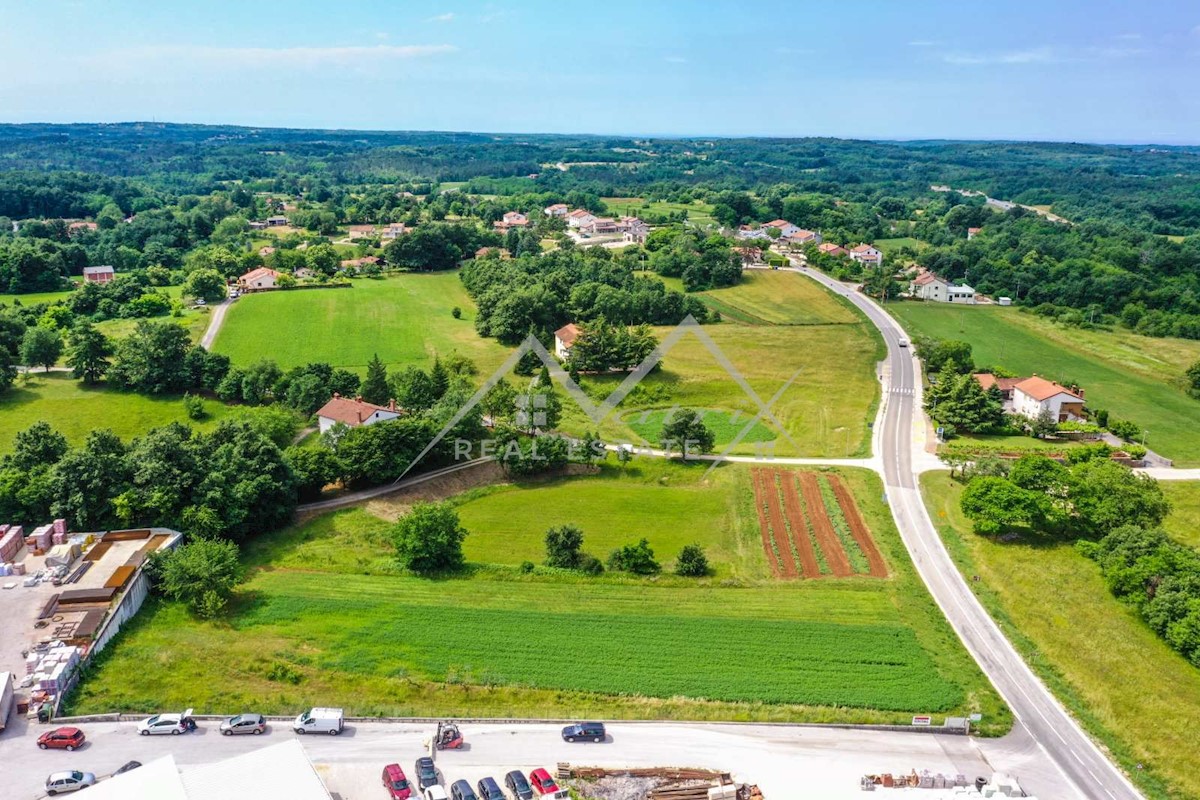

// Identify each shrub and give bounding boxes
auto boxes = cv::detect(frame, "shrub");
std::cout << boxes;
[608,538,661,575]
[578,553,605,575]
[392,502,468,574]
[675,544,710,577]
[266,661,303,684]
[544,524,585,569]
[1107,419,1141,442]
[519,560,535,574]
[451,306,462,319]
[182,393,207,421]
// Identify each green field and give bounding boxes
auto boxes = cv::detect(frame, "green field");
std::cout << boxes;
[693,270,860,326]
[873,237,928,255]
[922,472,1200,800]
[889,303,1200,465]
[601,197,717,226]
[69,467,1008,729]
[1161,481,1200,550]
[0,373,232,451]
[212,273,511,375]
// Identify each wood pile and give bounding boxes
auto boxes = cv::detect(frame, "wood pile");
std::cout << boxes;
[561,766,727,781]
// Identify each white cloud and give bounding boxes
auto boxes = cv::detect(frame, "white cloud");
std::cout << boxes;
[428,12,455,22]
[942,47,1056,65]
[89,43,457,70]
[664,55,688,64]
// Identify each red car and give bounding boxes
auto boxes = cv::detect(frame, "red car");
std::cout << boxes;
[381,764,412,800]
[528,769,562,797]
[37,727,86,751]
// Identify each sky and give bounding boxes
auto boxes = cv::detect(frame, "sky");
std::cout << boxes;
[1,0,1198,143]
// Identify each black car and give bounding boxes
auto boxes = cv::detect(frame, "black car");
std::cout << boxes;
[113,761,142,776]
[477,776,504,800]
[414,757,439,790]
[561,721,606,742]
[503,770,534,800]
[450,780,479,800]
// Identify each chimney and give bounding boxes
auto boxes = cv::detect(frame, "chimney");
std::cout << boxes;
[332,392,340,399]
[388,399,397,412]
[355,395,363,403]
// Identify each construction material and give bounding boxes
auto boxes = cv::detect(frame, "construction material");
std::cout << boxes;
[38,594,61,619]
[102,529,151,541]
[104,565,136,590]
[0,672,13,731]
[66,561,92,584]
[57,587,117,604]
[0,524,23,561]
[84,540,113,562]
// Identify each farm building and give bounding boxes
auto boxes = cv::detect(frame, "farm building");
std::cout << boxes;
[316,394,402,433]
[82,265,115,284]
[237,267,283,291]
[555,323,582,361]
[266,216,289,226]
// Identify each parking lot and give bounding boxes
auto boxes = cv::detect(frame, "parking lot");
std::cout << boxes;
[0,718,1005,799]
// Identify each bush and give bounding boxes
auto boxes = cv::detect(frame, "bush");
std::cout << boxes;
[157,538,241,619]
[182,393,207,421]
[608,538,661,575]
[392,502,468,574]
[266,661,303,684]
[674,544,710,577]
[1107,419,1141,442]
[544,524,585,569]
[519,560,535,574]
[451,306,462,319]
[578,553,605,575]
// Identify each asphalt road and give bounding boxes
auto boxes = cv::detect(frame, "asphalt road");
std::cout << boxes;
[791,264,1142,800]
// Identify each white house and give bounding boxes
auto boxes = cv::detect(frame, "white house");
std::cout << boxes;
[543,203,569,217]
[782,228,821,246]
[554,323,581,361]
[502,211,529,226]
[762,219,801,238]
[911,271,975,304]
[316,394,402,434]
[849,244,882,266]
[566,209,597,229]
[381,223,407,240]
[1011,376,1085,423]
[237,267,282,290]
[736,225,771,241]
[946,284,977,304]
[620,217,650,243]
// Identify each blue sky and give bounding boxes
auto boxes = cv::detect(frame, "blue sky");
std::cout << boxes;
[1,0,1198,142]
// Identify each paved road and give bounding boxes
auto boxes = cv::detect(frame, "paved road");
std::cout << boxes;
[790,263,1141,800]
[198,298,231,350]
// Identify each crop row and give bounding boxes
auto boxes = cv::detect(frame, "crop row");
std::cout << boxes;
[817,474,872,573]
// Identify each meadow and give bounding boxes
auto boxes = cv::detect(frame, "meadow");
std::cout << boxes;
[692,269,860,326]
[69,467,1009,731]
[922,472,1200,800]
[1161,481,1200,550]
[889,303,1200,465]
[601,197,717,227]
[0,372,232,451]
[212,273,511,375]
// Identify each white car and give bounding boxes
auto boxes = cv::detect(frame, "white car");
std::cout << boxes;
[424,787,449,800]
[897,339,909,347]
[46,770,95,795]
[137,708,193,736]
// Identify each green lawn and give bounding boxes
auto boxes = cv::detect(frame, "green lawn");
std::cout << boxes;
[873,237,928,254]
[0,372,233,451]
[212,273,511,375]
[889,303,1200,465]
[694,270,860,326]
[69,467,1008,730]
[0,288,76,306]
[1161,481,1200,550]
[922,471,1200,800]
[601,197,717,226]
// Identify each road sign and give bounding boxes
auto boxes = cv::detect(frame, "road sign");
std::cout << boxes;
[911,716,932,727]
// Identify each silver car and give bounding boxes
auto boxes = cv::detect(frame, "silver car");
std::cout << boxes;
[46,771,96,795]
[220,713,267,736]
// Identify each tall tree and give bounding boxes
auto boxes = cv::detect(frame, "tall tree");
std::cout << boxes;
[66,320,113,384]
[20,325,62,372]
[361,353,390,405]
[10,421,69,471]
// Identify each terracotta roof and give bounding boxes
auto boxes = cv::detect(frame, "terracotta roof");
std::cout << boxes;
[851,244,878,253]
[1014,376,1081,402]
[555,323,582,347]
[968,227,982,234]
[239,267,281,282]
[786,229,817,239]
[567,209,593,218]
[913,272,943,286]
[818,243,846,254]
[347,224,376,232]
[545,203,568,211]
[317,395,400,427]
[763,219,793,229]
[973,374,1021,392]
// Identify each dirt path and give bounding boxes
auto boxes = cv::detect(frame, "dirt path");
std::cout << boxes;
[199,298,231,350]
[798,472,852,577]
[752,469,798,578]
[827,474,888,577]
[750,469,782,577]
[779,472,821,578]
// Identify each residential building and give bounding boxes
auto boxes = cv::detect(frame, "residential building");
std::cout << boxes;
[544,203,569,217]
[1011,376,1085,423]
[266,215,289,226]
[849,244,883,266]
[68,221,98,236]
[566,209,597,229]
[502,211,529,226]
[762,219,801,238]
[555,323,581,360]
[818,242,848,257]
[967,227,982,240]
[947,284,977,304]
[237,267,283,291]
[972,373,1022,402]
[346,224,377,240]
[316,394,402,434]
[735,225,771,241]
[82,265,115,284]
[581,217,618,235]
[783,228,821,246]
[620,217,650,243]
[340,256,381,271]
[911,271,975,304]
[381,223,407,240]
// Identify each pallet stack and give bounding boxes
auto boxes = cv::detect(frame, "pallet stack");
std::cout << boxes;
[25,524,53,553]
[50,519,69,546]
[1,524,23,562]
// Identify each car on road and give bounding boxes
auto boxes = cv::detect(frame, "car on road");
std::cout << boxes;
[561,721,606,742]
[220,713,267,736]
[423,787,449,800]
[503,770,533,800]
[450,780,479,800]
[113,761,142,775]
[414,757,439,791]
[293,706,343,735]
[382,763,412,799]
[528,769,568,798]
[45,770,95,795]
[37,727,85,751]
[137,709,193,736]
[897,338,908,347]
[476,777,504,800]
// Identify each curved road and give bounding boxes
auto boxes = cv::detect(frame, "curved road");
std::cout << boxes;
[792,263,1141,800]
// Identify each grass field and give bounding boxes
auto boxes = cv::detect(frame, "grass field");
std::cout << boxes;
[601,197,717,226]
[693,270,860,326]
[212,273,511,375]
[873,237,928,255]
[889,303,1200,465]
[922,471,1200,800]
[0,372,232,451]
[69,467,1008,730]
[1161,481,1200,550]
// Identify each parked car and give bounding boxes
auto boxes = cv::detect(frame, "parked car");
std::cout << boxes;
[113,761,142,775]
[423,787,449,800]
[528,769,567,798]
[414,757,439,790]
[293,707,343,735]
[477,777,504,800]
[37,727,85,751]
[220,713,266,736]
[137,709,194,736]
[382,763,413,800]
[45,770,95,795]
[503,770,533,800]
[561,721,606,743]
[450,780,479,800]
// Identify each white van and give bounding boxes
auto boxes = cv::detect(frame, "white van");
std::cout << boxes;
[293,707,344,735]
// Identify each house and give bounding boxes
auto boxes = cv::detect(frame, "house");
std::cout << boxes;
[620,217,650,243]
[237,267,283,291]
[967,227,982,240]
[818,242,848,257]
[316,394,402,433]
[566,209,597,229]
[346,225,377,240]
[544,203,569,217]
[849,244,882,266]
[339,257,380,271]
[266,216,289,227]
[736,225,771,241]
[783,228,821,246]
[581,217,618,235]
[82,265,115,284]
[972,373,1022,402]
[502,211,529,226]
[474,246,510,260]
[1011,376,1085,423]
[911,271,976,304]
[554,323,581,361]
[294,267,315,279]
[947,284,977,304]
[258,246,276,257]
[68,221,98,236]
[762,219,802,239]
[381,223,407,240]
